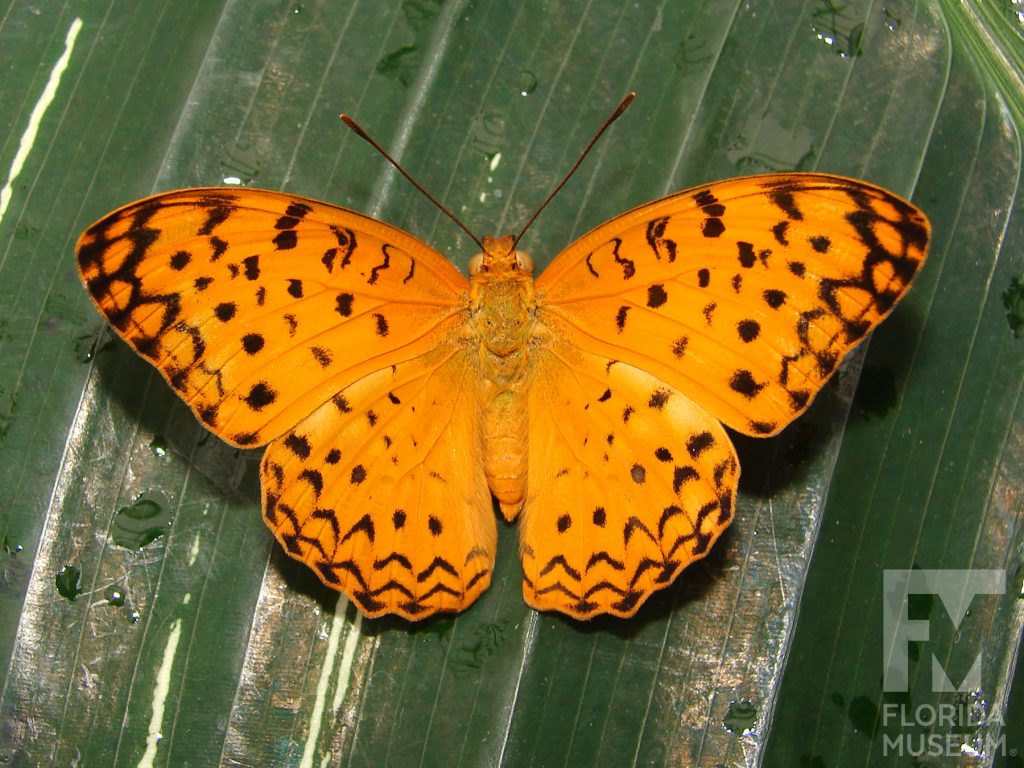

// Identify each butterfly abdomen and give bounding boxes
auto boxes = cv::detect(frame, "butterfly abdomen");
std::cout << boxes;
[469,245,537,522]
[482,382,530,521]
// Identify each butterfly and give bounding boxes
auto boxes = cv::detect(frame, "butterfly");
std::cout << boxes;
[76,106,929,621]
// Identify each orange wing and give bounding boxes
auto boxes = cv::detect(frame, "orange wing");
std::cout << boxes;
[261,343,495,619]
[522,338,737,618]
[76,188,469,447]
[522,172,929,618]
[77,188,495,617]
[535,173,929,436]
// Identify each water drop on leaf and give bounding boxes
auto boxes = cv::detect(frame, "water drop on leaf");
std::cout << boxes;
[55,565,82,601]
[111,494,172,549]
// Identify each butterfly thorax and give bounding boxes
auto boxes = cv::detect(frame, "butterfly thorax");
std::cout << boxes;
[468,235,537,521]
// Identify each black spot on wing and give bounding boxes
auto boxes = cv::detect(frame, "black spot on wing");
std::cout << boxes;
[243,255,260,280]
[615,306,629,332]
[737,320,760,342]
[244,382,276,410]
[368,244,393,285]
[772,221,789,245]
[610,238,635,279]
[284,433,311,459]
[647,284,668,308]
[336,292,354,317]
[686,432,714,458]
[729,370,765,398]
[737,242,756,268]
[215,302,237,321]
[274,230,297,250]
[242,333,265,354]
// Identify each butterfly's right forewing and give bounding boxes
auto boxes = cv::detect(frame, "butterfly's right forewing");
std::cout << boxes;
[76,188,469,447]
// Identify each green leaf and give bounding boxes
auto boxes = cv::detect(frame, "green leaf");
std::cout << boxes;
[0,1,1020,766]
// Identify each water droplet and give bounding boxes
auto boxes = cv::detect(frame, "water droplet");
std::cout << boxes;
[726,111,816,172]
[111,492,173,549]
[847,695,879,737]
[882,8,901,31]
[852,365,897,419]
[674,34,711,72]
[13,219,39,241]
[220,140,262,185]
[2,536,22,555]
[514,70,538,96]
[129,610,141,623]
[723,699,758,736]
[149,435,168,458]
[74,330,113,363]
[376,45,419,86]
[450,619,510,675]
[810,0,864,57]
[1002,274,1023,338]
[55,564,83,601]
[105,587,126,607]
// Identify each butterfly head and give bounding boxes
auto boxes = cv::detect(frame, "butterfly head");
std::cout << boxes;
[468,235,534,279]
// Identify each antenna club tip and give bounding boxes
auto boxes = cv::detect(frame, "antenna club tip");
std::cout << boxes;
[340,114,371,141]
[614,92,636,116]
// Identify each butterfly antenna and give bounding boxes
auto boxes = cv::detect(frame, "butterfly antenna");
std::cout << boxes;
[341,114,486,251]
[513,92,635,248]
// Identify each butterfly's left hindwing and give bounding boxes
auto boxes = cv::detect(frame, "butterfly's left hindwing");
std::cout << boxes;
[522,338,737,619]
[76,188,469,447]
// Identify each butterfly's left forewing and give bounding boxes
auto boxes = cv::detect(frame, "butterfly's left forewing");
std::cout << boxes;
[535,173,930,437]
[523,173,929,617]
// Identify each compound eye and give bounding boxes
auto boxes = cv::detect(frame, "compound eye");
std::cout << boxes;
[515,251,534,274]
[468,252,485,275]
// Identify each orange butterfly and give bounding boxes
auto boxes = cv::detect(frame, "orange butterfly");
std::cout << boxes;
[76,102,929,620]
